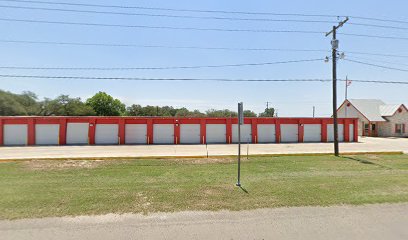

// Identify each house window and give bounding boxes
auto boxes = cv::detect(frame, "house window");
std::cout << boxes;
[395,124,405,134]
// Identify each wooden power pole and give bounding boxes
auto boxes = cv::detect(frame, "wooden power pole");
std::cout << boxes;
[325,17,349,157]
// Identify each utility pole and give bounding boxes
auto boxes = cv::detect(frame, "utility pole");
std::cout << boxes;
[236,102,244,187]
[313,106,315,118]
[326,17,349,157]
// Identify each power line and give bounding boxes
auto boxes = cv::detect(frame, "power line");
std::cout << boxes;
[339,32,408,41]
[0,17,327,34]
[0,74,407,84]
[2,0,408,25]
[0,75,333,82]
[349,22,408,30]
[0,0,343,18]
[3,5,407,31]
[345,79,408,85]
[344,56,408,67]
[344,58,408,72]
[0,39,331,53]
[0,59,324,71]
[0,4,338,24]
[1,39,406,60]
[345,50,408,59]
[2,17,407,40]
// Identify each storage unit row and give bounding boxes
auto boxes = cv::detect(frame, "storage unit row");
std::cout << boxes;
[0,117,358,146]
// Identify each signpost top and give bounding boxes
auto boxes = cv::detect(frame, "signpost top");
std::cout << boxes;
[238,102,244,125]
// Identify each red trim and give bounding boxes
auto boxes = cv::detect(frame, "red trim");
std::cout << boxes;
[88,118,96,145]
[298,119,304,143]
[174,120,180,144]
[251,118,258,143]
[226,118,232,144]
[344,119,350,142]
[354,119,359,142]
[118,119,125,145]
[0,119,3,146]
[59,119,67,145]
[275,119,281,143]
[321,119,328,142]
[147,119,153,144]
[27,118,35,145]
[200,119,206,144]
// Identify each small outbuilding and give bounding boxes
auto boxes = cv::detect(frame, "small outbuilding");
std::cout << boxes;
[337,99,408,137]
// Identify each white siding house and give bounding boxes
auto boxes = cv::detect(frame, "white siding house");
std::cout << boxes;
[337,99,408,137]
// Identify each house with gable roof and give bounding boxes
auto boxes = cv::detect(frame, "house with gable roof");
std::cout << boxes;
[337,99,408,137]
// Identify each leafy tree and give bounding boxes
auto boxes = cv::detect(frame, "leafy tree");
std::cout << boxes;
[86,92,126,116]
[0,90,27,115]
[259,107,275,117]
[206,109,238,117]
[40,95,95,116]
[126,104,144,116]
[243,110,257,117]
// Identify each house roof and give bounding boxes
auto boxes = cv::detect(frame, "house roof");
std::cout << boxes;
[347,99,387,122]
[379,104,402,116]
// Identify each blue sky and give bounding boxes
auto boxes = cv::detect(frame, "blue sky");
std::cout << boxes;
[0,0,407,117]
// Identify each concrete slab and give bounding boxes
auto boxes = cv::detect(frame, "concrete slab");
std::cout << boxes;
[0,137,407,160]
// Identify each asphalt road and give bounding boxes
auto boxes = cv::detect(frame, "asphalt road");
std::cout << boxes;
[0,137,407,160]
[1,204,407,240]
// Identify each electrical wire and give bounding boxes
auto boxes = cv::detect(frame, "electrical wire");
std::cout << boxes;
[0,4,338,24]
[344,50,408,59]
[343,58,408,72]
[0,39,331,53]
[2,38,407,60]
[2,0,408,25]
[2,17,408,40]
[344,56,408,67]
[0,17,327,34]
[2,5,407,31]
[0,59,325,71]
[0,74,407,84]
[339,32,408,41]
[0,0,344,18]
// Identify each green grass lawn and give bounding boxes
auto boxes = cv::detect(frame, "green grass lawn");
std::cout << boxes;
[1,154,407,219]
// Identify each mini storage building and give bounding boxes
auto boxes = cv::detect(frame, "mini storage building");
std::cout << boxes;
[0,117,358,146]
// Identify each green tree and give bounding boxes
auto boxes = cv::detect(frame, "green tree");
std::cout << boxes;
[40,95,95,116]
[206,109,238,117]
[0,90,27,115]
[243,110,257,117]
[86,92,126,116]
[126,104,144,116]
[259,107,275,117]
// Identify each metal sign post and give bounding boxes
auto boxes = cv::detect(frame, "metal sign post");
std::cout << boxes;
[236,102,244,187]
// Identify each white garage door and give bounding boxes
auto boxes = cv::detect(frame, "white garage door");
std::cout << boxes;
[36,124,59,145]
[95,124,119,145]
[281,124,298,143]
[206,124,226,144]
[303,124,321,142]
[66,123,89,145]
[257,124,276,143]
[153,124,174,144]
[327,124,344,142]
[180,124,200,144]
[349,125,354,142]
[125,124,147,144]
[232,124,252,143]
[4,124,27,146]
